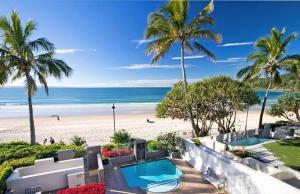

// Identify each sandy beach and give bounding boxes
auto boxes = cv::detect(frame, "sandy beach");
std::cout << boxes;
[0,108,282,145]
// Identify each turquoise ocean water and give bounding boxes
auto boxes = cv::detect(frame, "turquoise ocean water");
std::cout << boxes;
[0,87,289,105]
[0,87,295,117]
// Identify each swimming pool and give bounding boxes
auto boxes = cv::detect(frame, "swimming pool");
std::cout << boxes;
[228,137,272,146]
[121,159,183,192]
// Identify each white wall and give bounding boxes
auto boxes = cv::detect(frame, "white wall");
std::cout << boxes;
[182,139,299,194]
[19,158,83,176]
[6,158,84,194]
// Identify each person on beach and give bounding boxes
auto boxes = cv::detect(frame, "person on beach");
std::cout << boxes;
[43,138,47,145]
[51,115,60,121]
[147,119,154,123]
[50,137,55,144]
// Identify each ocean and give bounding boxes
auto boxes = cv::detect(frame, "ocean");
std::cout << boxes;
[0,87,294,117]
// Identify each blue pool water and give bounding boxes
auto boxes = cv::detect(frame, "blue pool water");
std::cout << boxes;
[228,137,272,146]
[121,159,183,192]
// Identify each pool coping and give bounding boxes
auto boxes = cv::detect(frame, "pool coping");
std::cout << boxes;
[104,157,218,194]
[227,138,276,150]
[120,158,183,192]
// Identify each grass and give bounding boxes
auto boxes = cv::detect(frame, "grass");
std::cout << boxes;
[263,138,300,171]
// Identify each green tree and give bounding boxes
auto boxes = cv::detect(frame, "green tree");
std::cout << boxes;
[156,76,260,135]
[145,0,221,137]
[0,11,72,144]
[248,73,300,91]
[237,28,300,128]
[199,76,260,133]
[268,94,300,123]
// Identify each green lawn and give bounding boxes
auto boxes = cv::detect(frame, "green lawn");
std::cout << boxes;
[263,138,300,171]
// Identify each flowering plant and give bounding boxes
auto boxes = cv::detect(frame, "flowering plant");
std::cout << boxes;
[57,183,105,194]
[101,147,133,158]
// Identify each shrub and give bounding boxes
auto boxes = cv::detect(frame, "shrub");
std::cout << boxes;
[0,165,12,193]
[147,140,163,151]
[269,120,295,131]
[193,138,201,146]
[0,142,86,193]
[0,142,86,164]
[57,183,105,194]
[0,156,35,193]
[102,143,116,150]
[111,130,131,144]
[58,140,66,145]
[157,132,180,152]
[70,135,87,147]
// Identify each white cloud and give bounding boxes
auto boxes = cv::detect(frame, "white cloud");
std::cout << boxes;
[216,57,246,63]
[172,55,205,60]
[55,49,96,54]
[218,42,254,47]
[131,38,155,47]
[119,64,192,70]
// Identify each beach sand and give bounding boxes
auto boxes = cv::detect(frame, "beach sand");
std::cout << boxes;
[0,110,282,145]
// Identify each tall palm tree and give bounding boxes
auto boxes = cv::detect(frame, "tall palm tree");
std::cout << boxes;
[0,11,72,144]
[237,27,300,128]
[145,0,221,136]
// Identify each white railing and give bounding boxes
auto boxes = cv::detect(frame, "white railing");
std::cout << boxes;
[182,138,300,194]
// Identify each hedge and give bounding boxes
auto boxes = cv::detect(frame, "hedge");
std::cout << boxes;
[0,142,87,194]
[0,157,35,194]
[0,142,86,164]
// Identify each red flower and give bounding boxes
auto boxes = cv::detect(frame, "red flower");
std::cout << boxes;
[58,183,105,194]
[101,148,133,158]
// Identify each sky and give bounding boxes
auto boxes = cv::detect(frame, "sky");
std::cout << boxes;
[0,0,300,87]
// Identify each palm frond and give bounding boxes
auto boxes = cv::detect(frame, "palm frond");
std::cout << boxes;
[237,66,252,79]
[183,41,193,54]
[29,38,55,52]
[190,30,221,43]
[0,65,11,86]
[199,0,214,15]
[24,20,37,39]
[194,42,215,61]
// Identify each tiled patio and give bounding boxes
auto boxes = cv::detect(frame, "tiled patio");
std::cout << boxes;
[105,158,224,194]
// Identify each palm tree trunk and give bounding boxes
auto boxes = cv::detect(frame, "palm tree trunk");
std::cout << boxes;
[258,76,273,128]
[180,42,199,137]
[25,72,36,144]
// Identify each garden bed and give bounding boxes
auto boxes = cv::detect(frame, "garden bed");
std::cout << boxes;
[230,149,250,158]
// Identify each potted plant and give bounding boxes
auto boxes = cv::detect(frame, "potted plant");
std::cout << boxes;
[157,132,181,158]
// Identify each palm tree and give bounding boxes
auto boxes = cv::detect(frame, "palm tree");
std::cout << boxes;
[144,0,221,136]
[237,27,300,128]
[0,11,72,144]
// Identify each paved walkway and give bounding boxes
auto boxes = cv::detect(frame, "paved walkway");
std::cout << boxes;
[104,158,224,194]
[248,146,284,167]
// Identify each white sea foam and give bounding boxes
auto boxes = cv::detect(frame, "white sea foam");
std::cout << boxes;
[0,103,158,118]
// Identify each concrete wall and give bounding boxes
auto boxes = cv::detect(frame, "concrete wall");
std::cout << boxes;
[182,139,299,194]
[216,129,256,143]
[19,158,83,176]
[109,155,135,165]
[199,137,227,154]
[6,158,84,194]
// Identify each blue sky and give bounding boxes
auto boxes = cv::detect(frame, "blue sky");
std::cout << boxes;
[1,0,300,87]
